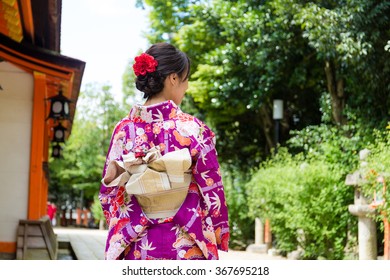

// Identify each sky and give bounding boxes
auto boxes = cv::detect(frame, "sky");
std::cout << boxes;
[61,0,149,101]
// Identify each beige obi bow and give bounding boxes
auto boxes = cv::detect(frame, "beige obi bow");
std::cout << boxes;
[102,147,192,219]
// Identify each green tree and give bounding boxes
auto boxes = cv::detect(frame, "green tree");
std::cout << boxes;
[294,1,390,126]
[49,83,127,225]
[138,0,390,165]
[122,57,143,106]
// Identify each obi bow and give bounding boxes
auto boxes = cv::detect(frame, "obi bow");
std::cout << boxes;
[102,146,192,219]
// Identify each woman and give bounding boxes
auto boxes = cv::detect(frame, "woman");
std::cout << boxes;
[99,42,229,260]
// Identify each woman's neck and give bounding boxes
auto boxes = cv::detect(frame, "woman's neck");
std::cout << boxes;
[143,94,168,106]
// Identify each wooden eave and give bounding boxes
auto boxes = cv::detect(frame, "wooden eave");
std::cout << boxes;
[1,0,62,50]
[25,0,61,51]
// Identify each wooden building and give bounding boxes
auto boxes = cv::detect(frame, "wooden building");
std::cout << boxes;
[0,0,85,259]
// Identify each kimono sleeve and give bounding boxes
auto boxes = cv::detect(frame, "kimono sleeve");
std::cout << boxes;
[192,125,230,251]
[99,120,127,227]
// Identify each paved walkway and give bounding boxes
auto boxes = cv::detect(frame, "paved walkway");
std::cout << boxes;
[53,227,286,260]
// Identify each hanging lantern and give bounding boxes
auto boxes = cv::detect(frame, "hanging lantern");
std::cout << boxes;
[53,123,67,143]
[47,90,71,120]
[51,143,63,159]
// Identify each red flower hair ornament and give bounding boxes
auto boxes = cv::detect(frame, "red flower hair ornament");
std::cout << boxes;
[133,53,158,76]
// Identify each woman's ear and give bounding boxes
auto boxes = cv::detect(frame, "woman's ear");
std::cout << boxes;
[168,73,178,86]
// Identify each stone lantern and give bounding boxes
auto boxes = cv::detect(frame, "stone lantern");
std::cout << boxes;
[345,148,378,260]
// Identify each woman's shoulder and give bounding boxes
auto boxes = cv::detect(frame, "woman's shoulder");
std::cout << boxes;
[175,108,204,125]
[174,110,215,140]
[111,116,132,134]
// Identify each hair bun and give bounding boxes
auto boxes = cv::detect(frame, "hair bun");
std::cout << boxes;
[135,72,164,99]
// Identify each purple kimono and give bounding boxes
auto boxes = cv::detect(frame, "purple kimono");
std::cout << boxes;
[99,100,230,260]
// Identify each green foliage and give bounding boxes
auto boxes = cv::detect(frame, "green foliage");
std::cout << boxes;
[138,0,390,167]
[359,124,390,221]
[90,193,106,227]
[49,83,128,209]
[247,149,355,259]
[222,166,254,250]
[246,124,367,259]
[122,57,145,105]
[287,123,368,169]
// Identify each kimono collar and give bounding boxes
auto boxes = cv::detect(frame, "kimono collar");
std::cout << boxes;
[129,100,180,123]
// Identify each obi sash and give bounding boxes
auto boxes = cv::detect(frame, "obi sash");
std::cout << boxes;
[102,146,192,219]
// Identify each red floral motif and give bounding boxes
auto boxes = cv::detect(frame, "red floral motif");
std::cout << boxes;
[221,232,230,251]
[133,53,158,76]
[132,116,146,123]
[134,146,146,158]
[145,124,152,133]
[103,210,110,221]
[196,207,202,217]
[140,216,148,226]
[188,182,199,193]
[206,243,218,258]
[111,203,119,215]
[115,187,125,206]
[113,218,130,234]
[177,113,194,122]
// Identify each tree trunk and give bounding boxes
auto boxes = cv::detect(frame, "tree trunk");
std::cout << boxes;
[259,104,274,153]
[324,60,346,125]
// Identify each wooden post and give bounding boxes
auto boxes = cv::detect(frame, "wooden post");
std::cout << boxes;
[28,72,47,219]
[83,209,89,227]
[384,217,390,260]
[76,208,82,226]
[264,219,272,249]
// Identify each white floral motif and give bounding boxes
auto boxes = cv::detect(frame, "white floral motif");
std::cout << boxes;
[119,203,134,217]
[140,240,156,251]
[134,225,144,233]
[176,121,200,137]
[200,170,210,182]
[136,128,145,136]
[203,193,212,209]
[209,191,221,211]
[106,240,125,260]
[153,109,164,122]
[109,140,123,161]
[178,250,186,258]
[140,109,153,122]
[163,121,171,130]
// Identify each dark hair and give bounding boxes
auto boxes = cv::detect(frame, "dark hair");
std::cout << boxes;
[135,42,191,99]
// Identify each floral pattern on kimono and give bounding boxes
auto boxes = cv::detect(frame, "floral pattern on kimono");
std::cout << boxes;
[99,100,230,260]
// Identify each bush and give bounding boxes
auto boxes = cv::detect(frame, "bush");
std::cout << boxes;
[90,194,106,229]
[246,124,364,259]
[223,167,255,250]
